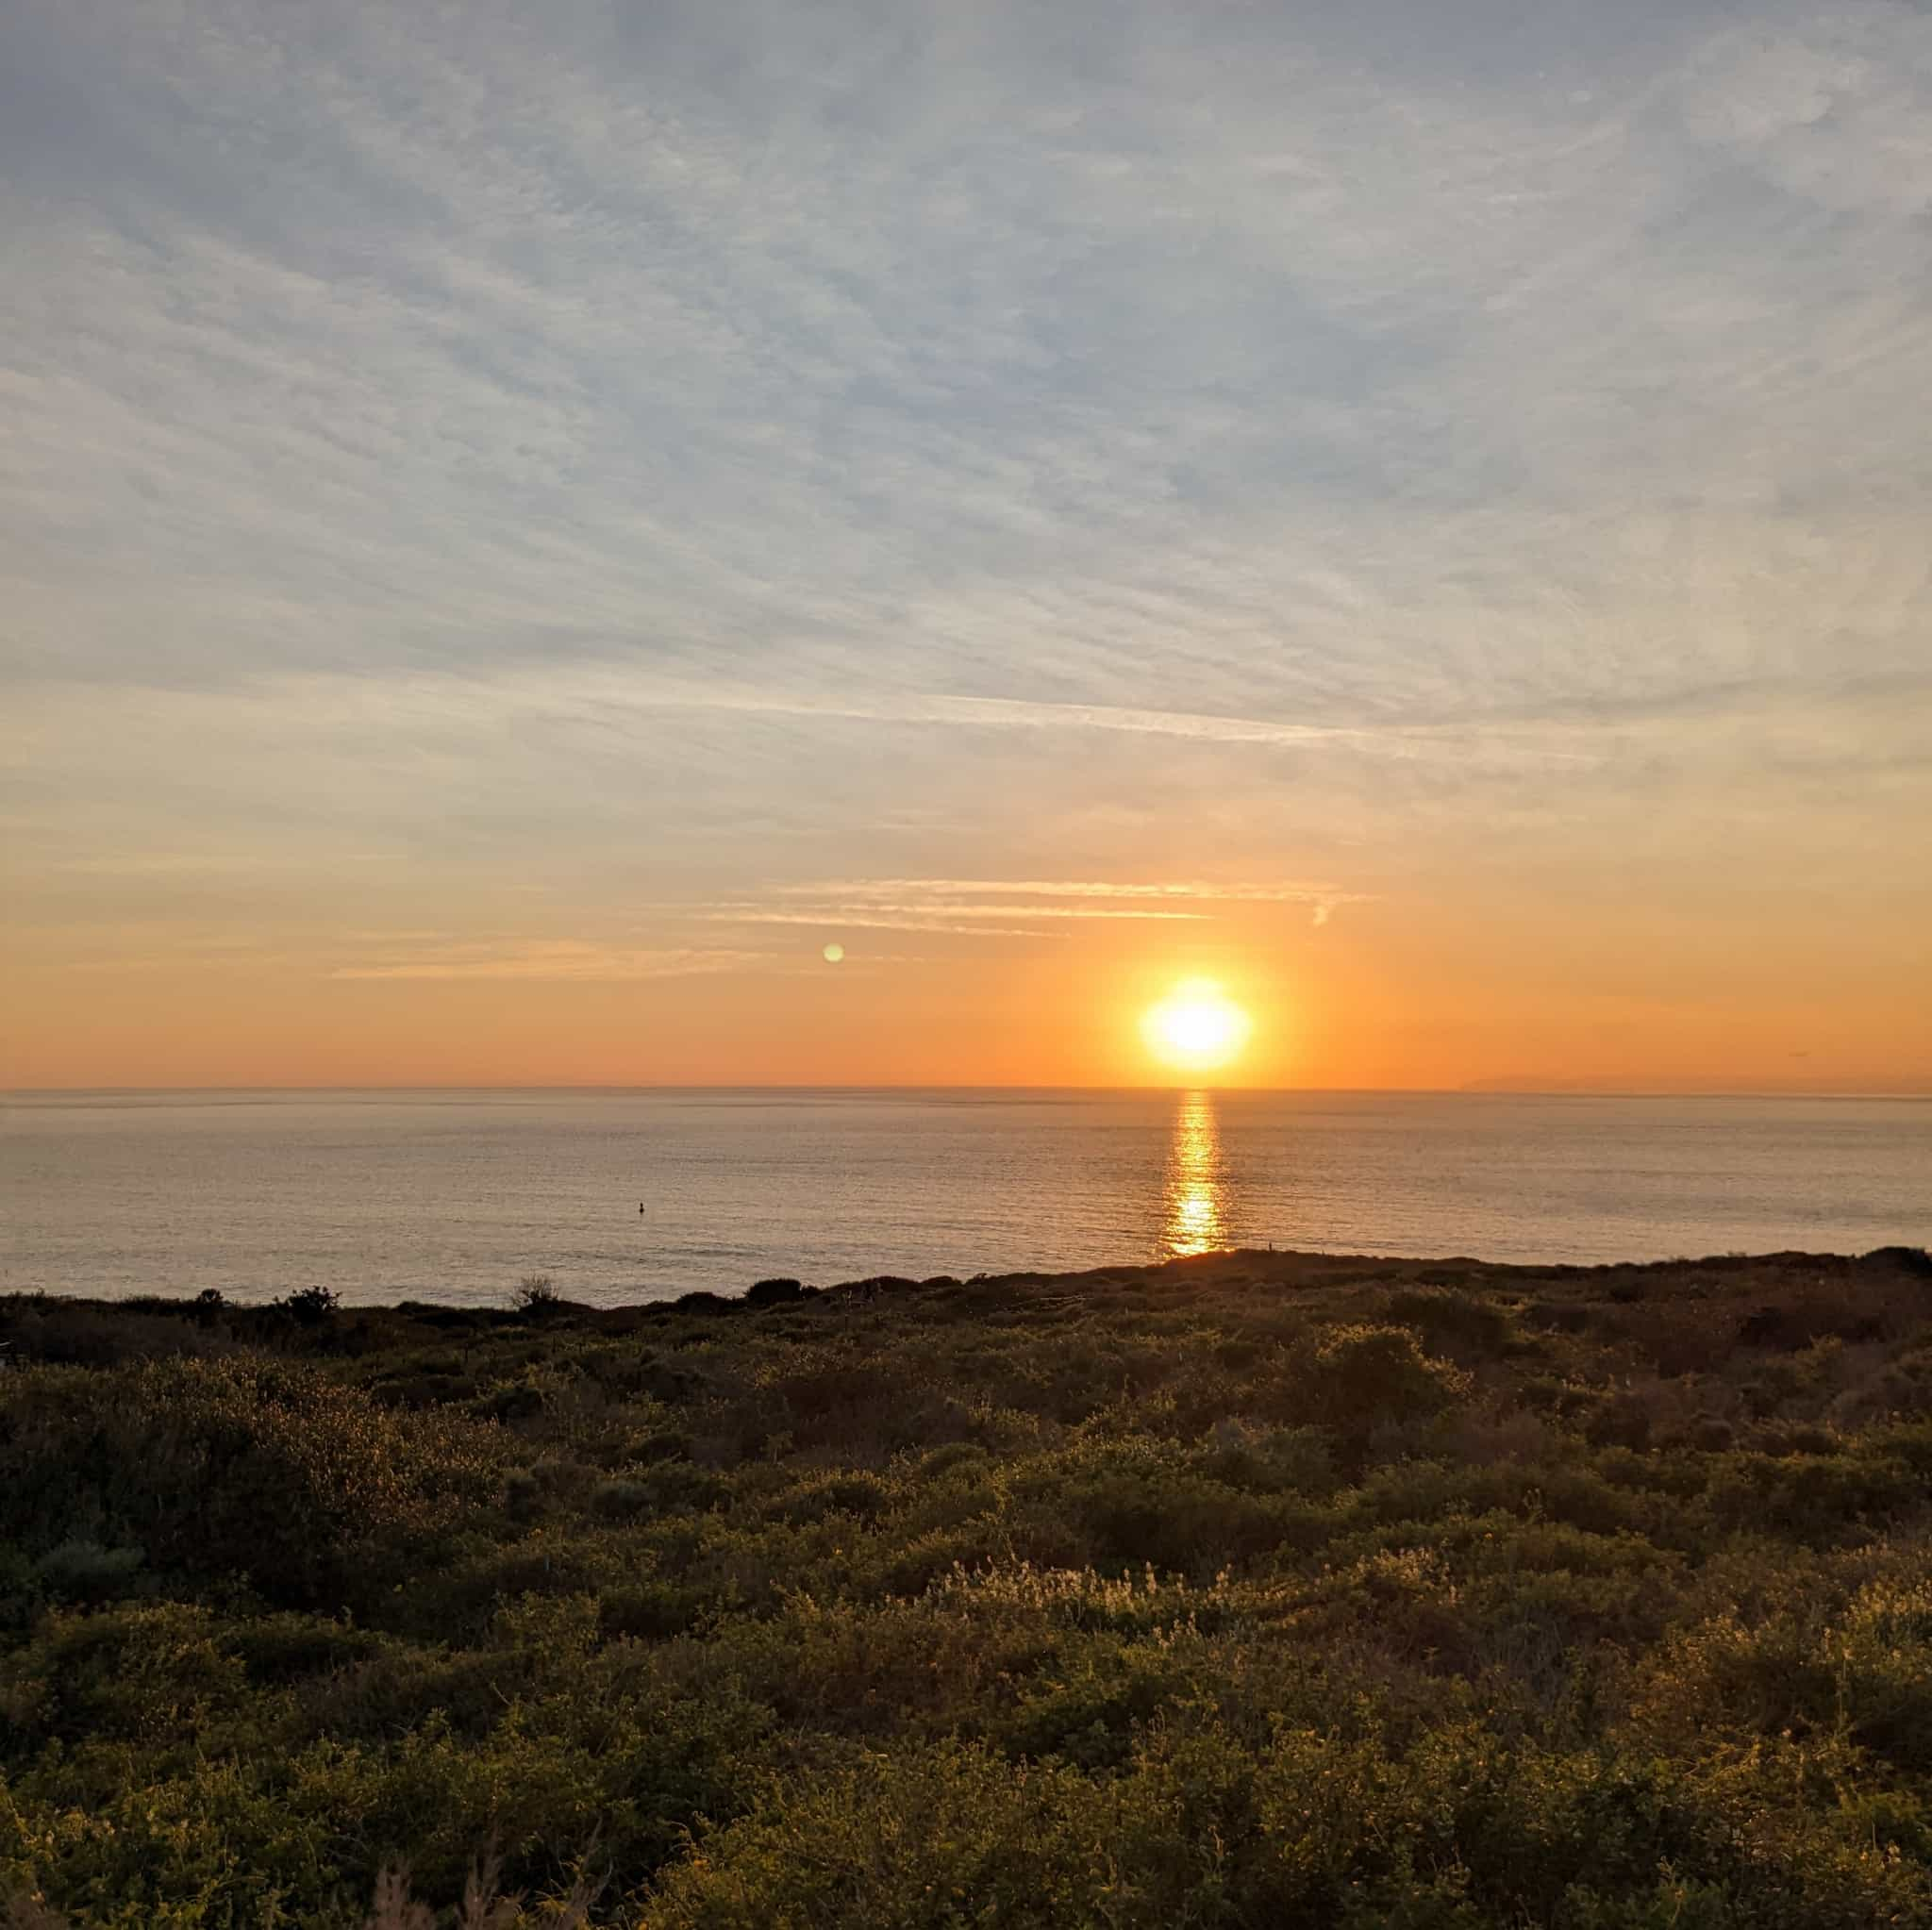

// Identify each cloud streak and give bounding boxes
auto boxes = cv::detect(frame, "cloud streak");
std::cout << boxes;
[784,879,1372,906]
[327,943,775,983]
[675,912,1064,940]
[607,683,1592,763]
[662,874,1375,941]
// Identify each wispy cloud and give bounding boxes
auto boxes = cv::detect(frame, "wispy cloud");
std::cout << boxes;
[675,912,1064,940]
[669,874,1374,940]
[783,878,1371,906]
[328,942,774,983]
[8,0,1930,724]
[607,683,1587,762]
[754,875,1374,934]
[705,901,1204,924]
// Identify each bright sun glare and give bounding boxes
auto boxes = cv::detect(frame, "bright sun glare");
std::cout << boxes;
[1142,980,1252,1073]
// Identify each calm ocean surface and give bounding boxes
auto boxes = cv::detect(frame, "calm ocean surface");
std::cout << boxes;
[3,1089,1927,1306]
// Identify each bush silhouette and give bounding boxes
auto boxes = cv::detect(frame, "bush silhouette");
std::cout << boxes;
[513,1274,561,1317]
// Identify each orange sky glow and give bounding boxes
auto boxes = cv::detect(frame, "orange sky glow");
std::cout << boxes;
[8,869,1927,1092]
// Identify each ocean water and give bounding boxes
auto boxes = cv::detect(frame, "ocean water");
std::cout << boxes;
[2,1089,1927,1306]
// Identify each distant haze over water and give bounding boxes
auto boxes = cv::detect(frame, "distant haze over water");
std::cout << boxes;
[4,1090,1927,1306]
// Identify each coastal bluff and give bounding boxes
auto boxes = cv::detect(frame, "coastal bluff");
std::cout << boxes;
[4,1245,1930,1925]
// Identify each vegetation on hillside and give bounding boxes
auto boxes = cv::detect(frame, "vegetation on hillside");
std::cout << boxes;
[3,1246,1931,1927]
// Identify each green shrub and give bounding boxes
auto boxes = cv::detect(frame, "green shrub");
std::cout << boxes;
[1383,1289,1517,1361]
[1703,1448,1921,1544]
[598,1581,713,1642]
[591,1478,653,1522]
[28,1539,145,1606]
[0,1357,508,1608]
[7,1258,1932,1927]
[764,1471,895,1525]
[1300,1323,1473,1445]
[1196,1421,1336,1495]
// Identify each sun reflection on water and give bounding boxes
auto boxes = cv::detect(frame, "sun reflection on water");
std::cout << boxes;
[1162,1090,1228,1258]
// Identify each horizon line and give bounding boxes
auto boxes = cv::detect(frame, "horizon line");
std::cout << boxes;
[7,1082,1930,1102]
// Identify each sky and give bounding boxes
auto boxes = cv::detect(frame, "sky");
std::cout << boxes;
[3,0,1929,1090]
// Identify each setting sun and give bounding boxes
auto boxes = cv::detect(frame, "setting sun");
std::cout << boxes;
[1141,980,1253,1073]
